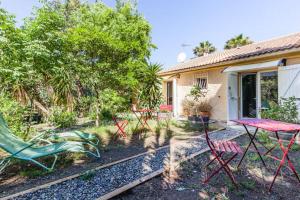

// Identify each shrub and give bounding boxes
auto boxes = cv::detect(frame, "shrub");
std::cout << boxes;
[188,85,207,101]
[261,97,298,123]
[182,97,212,116]
[49,107,77,128]
[89,89,128,121]
[75,96,94,117]
[194,100,212,113]
[0,93,27,138]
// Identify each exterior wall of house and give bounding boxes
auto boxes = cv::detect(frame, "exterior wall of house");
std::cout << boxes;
[162,68,228,121]
[286,57,300,65]
[161,55,300,122]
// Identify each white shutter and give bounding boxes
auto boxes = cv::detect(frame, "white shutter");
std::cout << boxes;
[227,72,239,123]
[278,64,300,119]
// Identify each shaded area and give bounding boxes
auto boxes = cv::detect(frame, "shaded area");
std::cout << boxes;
[113,135,300,200]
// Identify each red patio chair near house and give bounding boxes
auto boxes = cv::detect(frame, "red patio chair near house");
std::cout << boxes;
[202,120,243,187]
[112,115,128,138]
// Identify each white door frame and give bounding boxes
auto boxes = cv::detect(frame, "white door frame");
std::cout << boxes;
[239,72,257,118]
[239,69,278,119]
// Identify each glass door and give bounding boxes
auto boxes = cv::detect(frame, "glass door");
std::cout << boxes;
[259,71,278,111]
[241,73,257,118]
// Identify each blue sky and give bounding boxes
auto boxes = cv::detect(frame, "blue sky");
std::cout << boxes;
[1,0,300,69]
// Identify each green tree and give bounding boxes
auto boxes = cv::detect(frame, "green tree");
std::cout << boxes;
[193,41,216,57]
[68,2,154,126]
[0,0,155,127]
[22,3,76,114]
[224,34,253,49]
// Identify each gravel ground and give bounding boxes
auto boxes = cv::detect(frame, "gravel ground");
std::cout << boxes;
[8,129,243,200]
[112,135,300,200]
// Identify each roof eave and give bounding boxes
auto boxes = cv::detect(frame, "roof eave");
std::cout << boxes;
[159,47,300,76]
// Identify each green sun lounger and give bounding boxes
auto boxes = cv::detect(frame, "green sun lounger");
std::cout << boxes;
[0,114,100,173]
[49,130,99,146]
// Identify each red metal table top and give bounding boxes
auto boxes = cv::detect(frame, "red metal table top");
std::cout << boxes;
[133,109,154,113]
[232,118,300,132]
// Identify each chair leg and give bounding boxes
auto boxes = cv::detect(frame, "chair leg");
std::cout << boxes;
[30,158,55,171]
[0,158,11,174]
[206,152,224,167]
[203,153,238,187]
[221,155,238,187]
[85,143,101,158]
[50,155,58,170]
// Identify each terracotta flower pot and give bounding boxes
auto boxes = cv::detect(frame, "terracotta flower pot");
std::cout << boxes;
[199,111,210,117]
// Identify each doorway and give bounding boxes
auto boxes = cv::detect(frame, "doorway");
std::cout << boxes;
[166,81,173,105]
[241,73,257,118]
[239,71,278,119]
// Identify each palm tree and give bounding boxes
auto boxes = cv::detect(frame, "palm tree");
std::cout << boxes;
[224,34,253,49]
[193,41,216,57]
[139,63,163,110]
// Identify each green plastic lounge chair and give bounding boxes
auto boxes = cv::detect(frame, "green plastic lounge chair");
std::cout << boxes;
[0,114,100,173]
[49,130,99,146]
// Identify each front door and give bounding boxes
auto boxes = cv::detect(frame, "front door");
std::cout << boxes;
[166,81,173,105]
[241,73,257,118]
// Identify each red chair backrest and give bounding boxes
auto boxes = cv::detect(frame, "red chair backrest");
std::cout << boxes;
[159,105,173,112]
[200,116,215,151]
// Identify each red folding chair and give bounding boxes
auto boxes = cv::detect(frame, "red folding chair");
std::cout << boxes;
[202,120,243,187]
[112,115,128,138]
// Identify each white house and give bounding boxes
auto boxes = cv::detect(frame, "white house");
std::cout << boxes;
[159,33,300,123]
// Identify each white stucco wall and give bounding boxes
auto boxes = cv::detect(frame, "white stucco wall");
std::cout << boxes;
[173,68,227,121]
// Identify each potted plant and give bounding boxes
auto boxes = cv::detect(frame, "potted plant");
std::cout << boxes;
[182,98,196,121]
[194,100,212,122]
[185,85,212,122]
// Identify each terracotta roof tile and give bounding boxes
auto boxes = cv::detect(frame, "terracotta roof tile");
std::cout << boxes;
[160,32,300,74]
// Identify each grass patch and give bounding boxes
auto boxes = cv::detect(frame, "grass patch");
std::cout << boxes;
[257,131,272,145]
[291,144,300,152]
[240,179,256,190]
[247,153,260,162]
[80,170,95,181]
[20,169,50,178]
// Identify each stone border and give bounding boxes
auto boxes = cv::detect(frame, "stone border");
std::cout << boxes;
[96,131,245,200]
[1,145,170,200]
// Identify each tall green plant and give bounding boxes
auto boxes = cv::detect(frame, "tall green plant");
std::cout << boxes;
[0,94,27,138]
[139,63,163,110]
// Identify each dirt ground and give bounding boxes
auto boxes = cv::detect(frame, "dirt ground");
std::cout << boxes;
[0,120,220,197]
[113,135,300,200]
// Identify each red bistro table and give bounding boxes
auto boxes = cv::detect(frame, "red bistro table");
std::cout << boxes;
[233,118,300,191]
[132,109,154,132]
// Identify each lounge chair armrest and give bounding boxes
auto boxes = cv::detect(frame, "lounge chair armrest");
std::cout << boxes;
[28,130,55,143]
[12,131,55,157]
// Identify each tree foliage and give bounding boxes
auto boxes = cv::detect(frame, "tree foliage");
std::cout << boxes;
[224,34,253,49]
[193,41,216,57]
[0,0,157,127]
[139,63,163,110]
